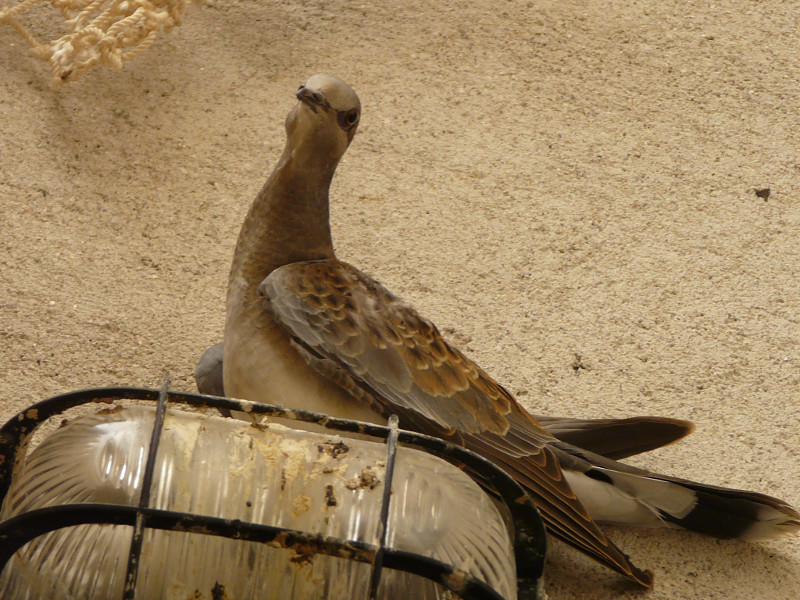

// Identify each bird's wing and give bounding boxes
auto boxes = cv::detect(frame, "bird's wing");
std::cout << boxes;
[261,259,517,435]
[260,258,653,587]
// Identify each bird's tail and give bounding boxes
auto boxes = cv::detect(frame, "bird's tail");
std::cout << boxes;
[561,448,800,541]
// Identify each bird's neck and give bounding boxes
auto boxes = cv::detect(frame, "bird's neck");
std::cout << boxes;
[229,146,338,288]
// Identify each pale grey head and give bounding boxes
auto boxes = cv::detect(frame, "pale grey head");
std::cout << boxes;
[284,74,361,167]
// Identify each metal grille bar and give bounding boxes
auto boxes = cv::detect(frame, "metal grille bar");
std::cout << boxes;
[123,378,170,599]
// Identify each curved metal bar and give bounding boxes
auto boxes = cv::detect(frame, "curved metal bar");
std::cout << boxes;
[0,504,376,568]
[0,504,506,600]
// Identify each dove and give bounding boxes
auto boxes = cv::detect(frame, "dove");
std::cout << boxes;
[222,74,800,587]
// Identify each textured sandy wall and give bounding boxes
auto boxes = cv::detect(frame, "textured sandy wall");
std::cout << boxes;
[2,1,798,597]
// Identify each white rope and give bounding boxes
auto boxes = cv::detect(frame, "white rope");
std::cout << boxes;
[0,0,195,87]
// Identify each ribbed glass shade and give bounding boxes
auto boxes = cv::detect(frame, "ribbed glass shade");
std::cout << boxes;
[0,406,516,599]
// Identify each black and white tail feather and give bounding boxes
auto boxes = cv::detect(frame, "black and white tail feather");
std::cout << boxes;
[556,440,800,541]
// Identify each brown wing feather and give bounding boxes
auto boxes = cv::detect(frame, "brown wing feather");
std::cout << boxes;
[262,259,512,435]
[534,415,695,460]
[260,258,653,587]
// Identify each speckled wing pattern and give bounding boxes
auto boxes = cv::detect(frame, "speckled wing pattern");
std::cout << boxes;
[259,258,653,587]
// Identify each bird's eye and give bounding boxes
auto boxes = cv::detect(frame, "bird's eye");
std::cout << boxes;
[338,109,360,130]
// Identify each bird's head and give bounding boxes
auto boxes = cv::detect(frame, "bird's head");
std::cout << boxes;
[285,74,361,166]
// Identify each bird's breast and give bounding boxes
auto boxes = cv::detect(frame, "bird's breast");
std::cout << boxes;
[223,292,382,425]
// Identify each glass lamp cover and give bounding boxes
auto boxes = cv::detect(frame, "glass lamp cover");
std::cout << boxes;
[0,406,516,599]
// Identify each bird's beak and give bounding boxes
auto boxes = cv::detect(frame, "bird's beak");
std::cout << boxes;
[296,85,330,113]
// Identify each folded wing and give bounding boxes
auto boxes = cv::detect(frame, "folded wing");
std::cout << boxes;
[259,258,654,587]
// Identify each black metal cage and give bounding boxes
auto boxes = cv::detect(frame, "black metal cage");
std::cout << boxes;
[0,382,547,600]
